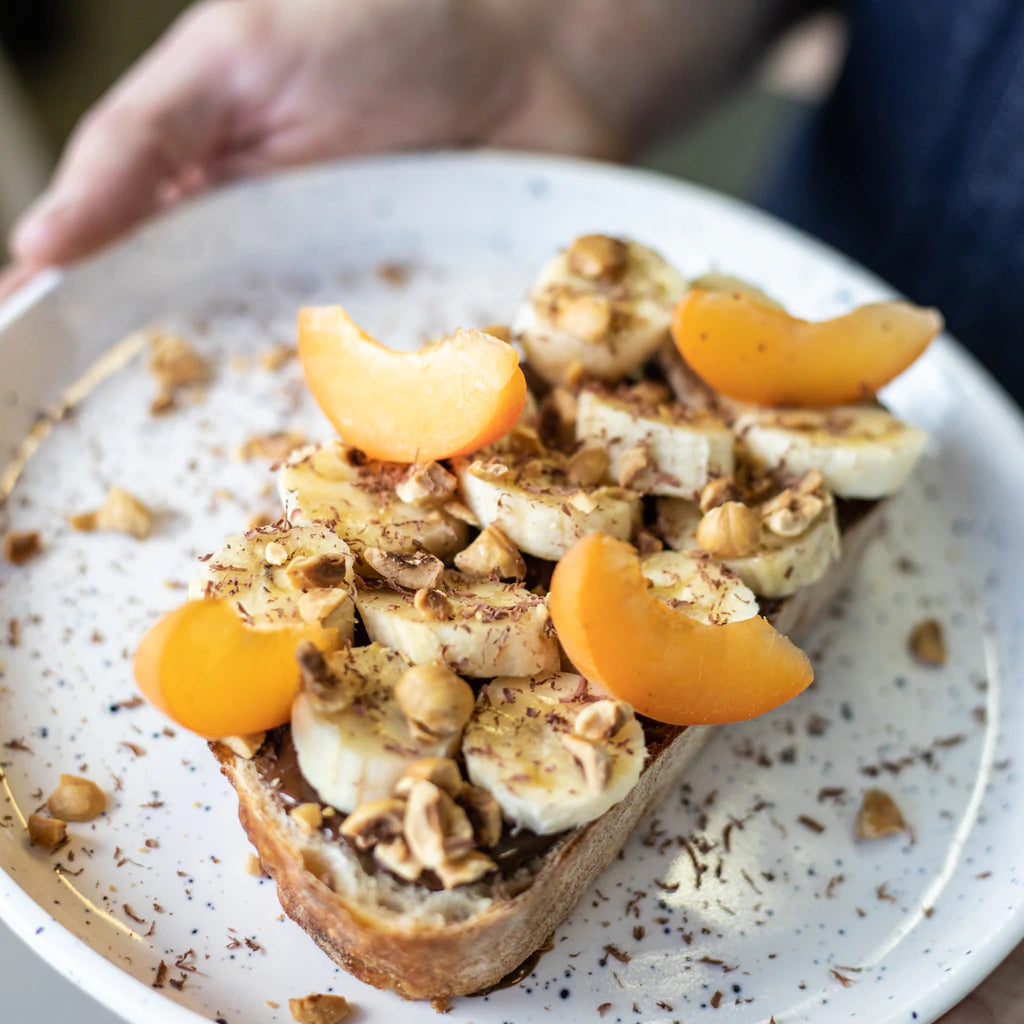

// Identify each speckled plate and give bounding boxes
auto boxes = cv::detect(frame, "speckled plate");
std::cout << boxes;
[1,152,1022,1024]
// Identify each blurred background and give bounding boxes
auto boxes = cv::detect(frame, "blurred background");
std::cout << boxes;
[0,1,845,259]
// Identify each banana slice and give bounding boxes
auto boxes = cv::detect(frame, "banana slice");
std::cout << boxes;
[278,441,468,561]
[463,673,646,835]
[291,643,462,813]
[354,571,560,678]
[189,522,356,637]
[734,405,927,499]
[641,550,758,624]
[576,384,734,497]
[452,451,641,561]
[657,494,840,598]
[514,235,687,385]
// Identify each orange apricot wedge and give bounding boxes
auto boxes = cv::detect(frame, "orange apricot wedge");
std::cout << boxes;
[298,306,527,462]
[134,599,336,737]
[671,288,942,407]
[548,533,813,725]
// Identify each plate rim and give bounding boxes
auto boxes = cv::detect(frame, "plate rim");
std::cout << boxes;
[2,147,1023,1024]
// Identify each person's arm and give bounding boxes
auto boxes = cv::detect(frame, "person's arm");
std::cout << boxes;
[5,0,811,276]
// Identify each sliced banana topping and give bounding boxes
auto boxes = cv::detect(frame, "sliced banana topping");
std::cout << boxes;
[452,451,640,562]
[463,673,646,835]
[734,405,927,499]
[576,383,734,497]
[355,570,559,678]
[514,235,687,385]
[189,522,356,637]
[641,550,758,624]
[278,441,468,561]
[657,484,841,598]
[290,643,472,814]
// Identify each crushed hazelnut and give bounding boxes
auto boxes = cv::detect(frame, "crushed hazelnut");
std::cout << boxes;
[413,587,452,622]
[363,548,444,590]
[297,588,350,626]
[560,733,612,792]
[797,468,825,495]
[761,488,825,538]
[373,836,423,882]
[396,757,463,797]
[47,774,107,822]
[395,665,475,742]
[696,501,761,558]
[288,992,353,1024]
[3,530,42,565]
[565,446,609,487]
[286,553,351,591]
[395,461,457,507]
[149,332,209,390]
[237,430,306,462]
[567,234,628,281]
[434,849,497,889]
[70,486,155,540]
[296,642,342,705]
[699,476,738,513]
[563,359,585,388]
[259,344,296,371]
[635,529,663,555]
[855,788,909,839]
[339,798,406,850]
[264,540,289,566]
[454,526,526,581]
[616,445,650,489]
[403,780,474,870]
[289,802,323,836]
[456,784,503,848]
[554,291,613,343]
[573,699,631,741]
[220,732,266,760]
[27,814,67,851]
[568,490,598,514]
[909,618,947,666]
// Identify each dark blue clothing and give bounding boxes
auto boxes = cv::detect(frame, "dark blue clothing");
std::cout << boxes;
[766,0,1024,406]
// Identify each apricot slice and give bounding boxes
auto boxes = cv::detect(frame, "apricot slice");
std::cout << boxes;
[134,599,336,737]
[671,289,942,407]
[298,306,527,462]
[548,534,813,725]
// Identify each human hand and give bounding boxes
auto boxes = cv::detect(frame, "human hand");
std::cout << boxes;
[5,0,617,275]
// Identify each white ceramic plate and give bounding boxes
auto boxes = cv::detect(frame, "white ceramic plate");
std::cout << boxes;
[1,152,1022,1024]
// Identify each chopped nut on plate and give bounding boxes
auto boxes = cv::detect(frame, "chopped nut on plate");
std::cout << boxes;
[237,430,307,462]
[909,618,947,666]
[855,788,909,839]
[3,530,42,565]
[413,587,452,621]
[27,813,67,851]
[259,344,296,371]
[394,460,457,507]
[69,486,155,540]
[363,548,444,590]
[289,992,353,1024]
[47,774,107,822]
[454,525,526,581]
[394,664,475,742]
[566,234,628,281]
[148,331,210,413]
[289,803,324,836]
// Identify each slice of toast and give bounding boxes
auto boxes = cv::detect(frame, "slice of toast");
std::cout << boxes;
[212,498,883,1001]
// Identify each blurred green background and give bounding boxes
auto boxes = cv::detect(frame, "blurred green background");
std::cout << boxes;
[0,1,844,259]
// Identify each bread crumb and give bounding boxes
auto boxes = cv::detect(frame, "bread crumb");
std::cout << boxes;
[148,331,210,413]
[289,993,352,1024]
[3,530,42,565]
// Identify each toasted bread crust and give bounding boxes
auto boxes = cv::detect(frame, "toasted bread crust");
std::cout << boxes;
[214,502,884,1000]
